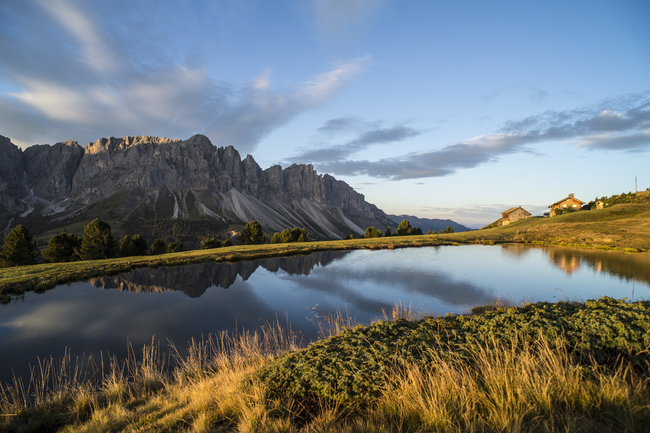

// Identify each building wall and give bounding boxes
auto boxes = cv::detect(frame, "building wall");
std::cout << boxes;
[506,208,531,223]
[551,198,583,211]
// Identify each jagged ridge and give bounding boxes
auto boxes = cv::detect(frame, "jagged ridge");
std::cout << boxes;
[0,134,393,239]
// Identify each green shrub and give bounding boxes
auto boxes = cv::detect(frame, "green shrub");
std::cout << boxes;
[257,297,650,402]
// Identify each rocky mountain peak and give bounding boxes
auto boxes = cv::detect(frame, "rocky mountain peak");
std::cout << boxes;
[1,133,394,239]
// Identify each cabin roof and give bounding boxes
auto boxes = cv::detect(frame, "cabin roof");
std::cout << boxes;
[549,195,585,208]
[501,206,531,216]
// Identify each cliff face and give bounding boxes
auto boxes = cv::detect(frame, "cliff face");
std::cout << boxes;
[0,134,392,238]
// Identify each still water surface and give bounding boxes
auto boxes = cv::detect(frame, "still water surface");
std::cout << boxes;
[1,244,649,383]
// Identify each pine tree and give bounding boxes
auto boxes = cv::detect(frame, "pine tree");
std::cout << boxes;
[396,220,412,236]
[385,226,392,237]
[221,239,233,247]
[238,221,265,245]
[77,219,117,260]
[364,226,382,238]
[42,232,81,262]
[0,225,39,267]
[119,235,148,257]
[151,239,167,255]
[445,226,454,233]
[201,238,221,249]
[167,242,184,253]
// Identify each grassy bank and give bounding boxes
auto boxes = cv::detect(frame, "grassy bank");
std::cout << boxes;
[2,192,650,299]
[2,298,649,432]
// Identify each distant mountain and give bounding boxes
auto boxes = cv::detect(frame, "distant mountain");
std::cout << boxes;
[0,134,394,244]
[387,214,471,233]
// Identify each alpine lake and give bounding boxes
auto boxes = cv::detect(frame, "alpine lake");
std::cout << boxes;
[1,244,649,384]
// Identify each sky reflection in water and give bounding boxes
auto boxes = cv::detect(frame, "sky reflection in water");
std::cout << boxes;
[1,245,648,383]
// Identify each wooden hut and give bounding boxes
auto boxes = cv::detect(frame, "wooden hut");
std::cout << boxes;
[549,193,585,216]
[497,206,532,226]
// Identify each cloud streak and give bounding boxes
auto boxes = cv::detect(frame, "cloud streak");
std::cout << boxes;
[287,117,421,164]
[301,92,650,180]
[0,1,367,150]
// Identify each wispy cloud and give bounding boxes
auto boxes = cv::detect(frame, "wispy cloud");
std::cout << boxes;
[287,117,422,164]
[309,92,650,180]
[0,1,367,150]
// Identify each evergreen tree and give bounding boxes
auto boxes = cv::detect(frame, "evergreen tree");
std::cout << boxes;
[77,219,117,260]
[385,226,392,237]
[119,235,148,257]
[396,220,413,236]
[412,227,423,236]
[150,239,167,255]
[0,225,39,267]
[238,220,265,245]
[298,228,309,242]
[201,238,221,249]
[445,226,454,233]
[426,230,433,235]
[167,242,184,253]
[279,228,293,243]
[364,226,382,238]
[271,232,282,243]
[438,229,445,234]
[221,239,233,247]
[42,232,81,263]
[344,234,355,240]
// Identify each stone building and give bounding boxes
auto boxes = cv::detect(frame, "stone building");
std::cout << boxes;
[549,193,585,216]
[497,206,532,226]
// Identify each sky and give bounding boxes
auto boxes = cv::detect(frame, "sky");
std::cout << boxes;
[1,0,649,227]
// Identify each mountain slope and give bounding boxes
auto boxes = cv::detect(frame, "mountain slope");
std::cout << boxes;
[0,134,394,243]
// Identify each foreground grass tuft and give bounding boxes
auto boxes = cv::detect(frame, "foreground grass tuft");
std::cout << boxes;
[2,299,649,432]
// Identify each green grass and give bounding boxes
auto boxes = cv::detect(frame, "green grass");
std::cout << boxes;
[2,299,649,432]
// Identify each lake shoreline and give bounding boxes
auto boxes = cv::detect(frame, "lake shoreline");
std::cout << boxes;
[1,233,649,301]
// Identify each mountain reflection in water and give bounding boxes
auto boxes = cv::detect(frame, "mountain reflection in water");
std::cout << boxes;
[89,251,351,298]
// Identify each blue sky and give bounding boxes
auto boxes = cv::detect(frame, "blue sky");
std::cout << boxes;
[1,0,648,226]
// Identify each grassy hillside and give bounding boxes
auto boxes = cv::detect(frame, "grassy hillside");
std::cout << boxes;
[2,298,649,432]
[452,190,650,251]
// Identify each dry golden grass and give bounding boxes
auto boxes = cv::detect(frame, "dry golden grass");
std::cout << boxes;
[2,304,649,432]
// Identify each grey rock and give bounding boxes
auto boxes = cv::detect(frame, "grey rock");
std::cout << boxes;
[0,134,394,238]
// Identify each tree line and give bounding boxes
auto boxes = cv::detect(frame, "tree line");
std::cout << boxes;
[0,218,235,268]
[237,221,310,245]
[1,217,454,268]
[346,219,454,239]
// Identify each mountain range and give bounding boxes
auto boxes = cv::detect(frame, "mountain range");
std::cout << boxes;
[0,134,395,245]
